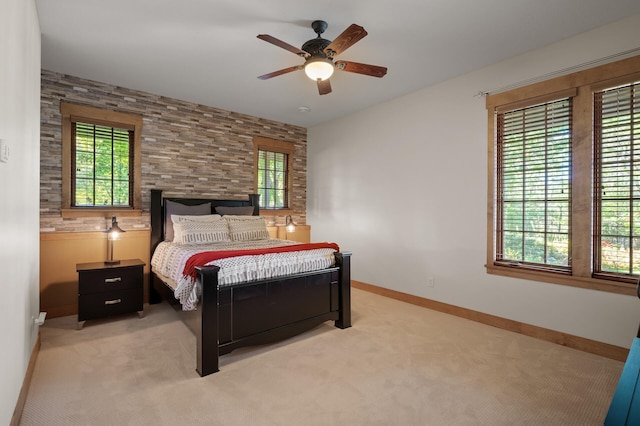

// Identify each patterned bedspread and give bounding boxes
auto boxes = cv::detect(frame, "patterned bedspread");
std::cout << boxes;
[151,239,337,310]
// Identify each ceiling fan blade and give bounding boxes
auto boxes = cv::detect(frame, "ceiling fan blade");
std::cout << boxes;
[324,24,367,57]
[317,79,332,95]
[335,60,387,78]
[257,34,309,57]
[257,65,303,80]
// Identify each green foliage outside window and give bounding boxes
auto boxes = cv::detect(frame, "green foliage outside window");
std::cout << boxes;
[73,122,131,207]
[257,149,287,209]
[498,82,640,276]
[596,82,640,275]
[498,99,571,268]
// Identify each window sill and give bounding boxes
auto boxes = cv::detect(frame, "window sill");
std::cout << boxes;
[485,264,636,296]
[61,208,142,219]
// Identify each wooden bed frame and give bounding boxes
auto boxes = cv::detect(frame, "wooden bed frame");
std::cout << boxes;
[149,189,351,376]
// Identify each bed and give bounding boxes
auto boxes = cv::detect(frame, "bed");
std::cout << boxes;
[149,189,352,376]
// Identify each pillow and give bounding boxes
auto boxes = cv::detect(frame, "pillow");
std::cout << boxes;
[164,200,211,242]
[215,205,256,216]
[173,220,230,245]
[225,215,270,241]
[171,214,221,224]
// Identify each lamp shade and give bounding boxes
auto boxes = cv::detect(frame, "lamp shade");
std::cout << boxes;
[106,216,124,239]
[304,57,334,81]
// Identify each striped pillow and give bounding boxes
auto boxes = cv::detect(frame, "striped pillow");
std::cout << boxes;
[225,215,270,241]
[164,200,211,242]
[173,220,230,245]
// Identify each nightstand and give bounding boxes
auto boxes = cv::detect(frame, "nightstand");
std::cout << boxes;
[76,259,145,329]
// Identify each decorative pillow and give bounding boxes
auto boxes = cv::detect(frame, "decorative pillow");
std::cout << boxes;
[164,200,211,242]
[215,205,256,216]
[173,220,230,245]
[171,214,221,224]
[225,215,270,241]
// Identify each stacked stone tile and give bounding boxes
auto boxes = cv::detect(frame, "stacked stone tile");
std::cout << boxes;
[40,70,307,232]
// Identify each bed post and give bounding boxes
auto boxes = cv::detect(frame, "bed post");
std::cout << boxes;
[196,265,220,376]
[150,189,163,304]
[334,252,352,329]
[249,193,260,215]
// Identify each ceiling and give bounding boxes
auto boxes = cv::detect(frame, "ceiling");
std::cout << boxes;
[35,0,640,128]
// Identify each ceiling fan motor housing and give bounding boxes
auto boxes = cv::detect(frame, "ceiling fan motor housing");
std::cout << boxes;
[303,20,333,58]
[302,37,331,57]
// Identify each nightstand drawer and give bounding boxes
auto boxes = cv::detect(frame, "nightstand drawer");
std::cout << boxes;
[78,288,143,321]
[78,266,141,294]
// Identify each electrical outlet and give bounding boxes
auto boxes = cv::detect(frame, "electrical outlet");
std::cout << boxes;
[427,277,435,288]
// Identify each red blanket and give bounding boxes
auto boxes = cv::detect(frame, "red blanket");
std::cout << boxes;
[182,242,340,280]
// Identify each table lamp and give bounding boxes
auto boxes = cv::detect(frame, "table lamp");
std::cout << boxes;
[105,216,125,264]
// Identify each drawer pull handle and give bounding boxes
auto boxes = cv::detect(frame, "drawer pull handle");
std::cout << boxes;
[104,277,122,283]
[104,299,122,305]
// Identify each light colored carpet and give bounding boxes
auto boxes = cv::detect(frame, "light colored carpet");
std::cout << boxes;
[20,288,623,425]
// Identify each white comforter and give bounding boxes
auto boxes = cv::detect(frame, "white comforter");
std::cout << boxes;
[151,239,337,310]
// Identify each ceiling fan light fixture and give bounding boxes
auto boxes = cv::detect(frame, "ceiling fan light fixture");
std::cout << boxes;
[304,56,334,81]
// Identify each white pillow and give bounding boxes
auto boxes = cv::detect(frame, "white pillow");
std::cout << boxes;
[164,200,211,242]
[225,215,270,241]
[173,220,230,245]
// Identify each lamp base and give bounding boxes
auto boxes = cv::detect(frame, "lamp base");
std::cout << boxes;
[104,259,121,265]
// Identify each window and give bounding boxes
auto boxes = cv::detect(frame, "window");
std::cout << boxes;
[594,81,640,279]
[486,55,640,295]
[61,102,142,217]
[253,137,294,210]
[73,122,132,207]
[496,98,572,272]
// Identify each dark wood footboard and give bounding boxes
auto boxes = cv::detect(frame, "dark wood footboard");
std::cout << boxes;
[195,252,351,376]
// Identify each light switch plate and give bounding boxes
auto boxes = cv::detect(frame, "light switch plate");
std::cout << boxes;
[0,139,9,163]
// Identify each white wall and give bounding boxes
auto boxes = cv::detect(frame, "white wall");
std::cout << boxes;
[0,0,41,423]
[308,14,640,349]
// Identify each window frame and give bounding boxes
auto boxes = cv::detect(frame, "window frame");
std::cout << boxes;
[61,102,142,218]
[253,136,294,214]
[486,55,640,296]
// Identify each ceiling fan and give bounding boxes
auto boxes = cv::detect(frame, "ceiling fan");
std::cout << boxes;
[257,20,387,95]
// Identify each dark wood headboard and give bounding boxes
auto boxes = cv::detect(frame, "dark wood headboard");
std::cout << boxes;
[149,189,260,259]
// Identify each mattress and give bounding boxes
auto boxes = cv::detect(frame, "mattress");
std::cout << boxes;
[151,239,337,310]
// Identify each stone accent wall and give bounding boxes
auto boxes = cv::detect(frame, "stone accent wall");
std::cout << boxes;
[40,70,307,232]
